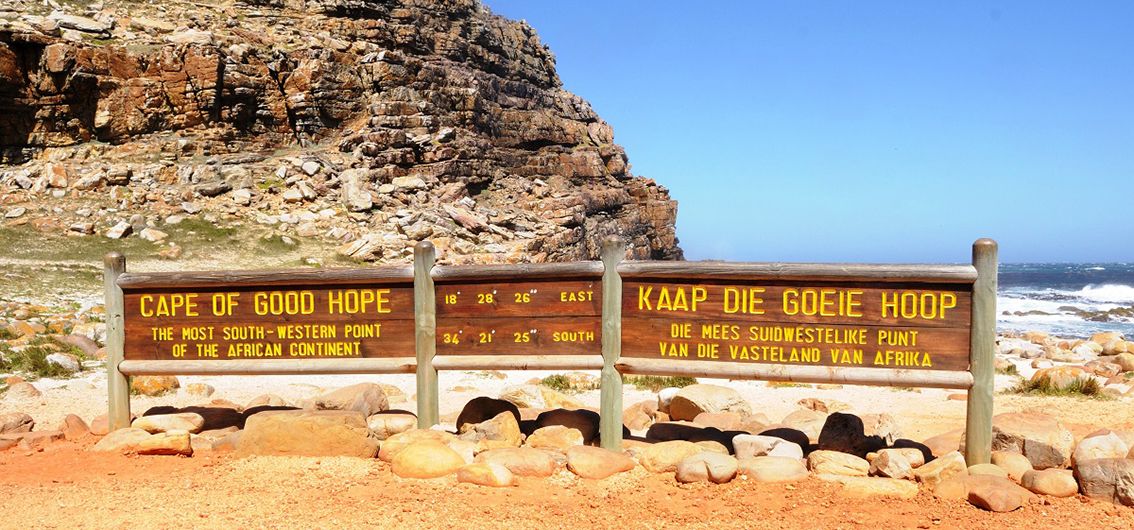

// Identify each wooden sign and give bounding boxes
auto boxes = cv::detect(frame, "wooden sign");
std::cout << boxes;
[622,281,972,371]
[120,276,414,361]
[435,280,601,355]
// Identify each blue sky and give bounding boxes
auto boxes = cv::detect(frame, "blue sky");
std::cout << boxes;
[483,1,1134,264]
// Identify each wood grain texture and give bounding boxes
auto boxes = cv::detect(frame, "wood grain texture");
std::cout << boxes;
[103,252,130,431]
[617,358,974,389]
[599,236,625,451]
[436,280,600,318]
[118,266,413,290]
[966,239,998,465]
[618,261,977,283]
[432,261,602,282]
[432,355,603,371]
[118,357,417,375]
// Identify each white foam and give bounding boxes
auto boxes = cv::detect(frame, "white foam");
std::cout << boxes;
[1074,284,1134,304]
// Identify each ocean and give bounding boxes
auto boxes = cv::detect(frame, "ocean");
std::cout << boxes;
[998,263,1134,338]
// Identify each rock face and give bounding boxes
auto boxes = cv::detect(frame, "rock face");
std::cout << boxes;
[1073,458,1134,506]
[236,410,379,458]
[0,0,681,264]
[989,412,1074,470]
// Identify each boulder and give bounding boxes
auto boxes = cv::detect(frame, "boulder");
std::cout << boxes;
[130,376,180,396]
[535,409,600,445]
[874,447,926,468]
[990,412,1074,469]
[58,414,90,440]
[378,429,456,462]
[968,463,1008,478]
[817,412,885,458]
[246,394,290,409]
[237,410,378,458]
[668,384,752,421]
[392,441,466,479]
[89,428,153,453]
[366,411,417,440]
[0,412,34,434]
[732,434,803,460]
[758,427,812,452]
[639,440,704,473]
[2,431,64,451]
[781,409,828,444]
[990,450,1033,482]
[965,475,1036,512]
[457,463,516,487]
[806,450,869,476]
[922,429,963,458]
[566,446,636,479]
[500,385,581,409]
[676,452,738,484]
[458,410,522,449]
[1072,432,1129,465]
[524,425,584,453]
[136,431,193,456]
[623,400,659,431]
[816,475,919,499]
[868,449,913,479]
[737,457,809,483]
[1073,458,1134,506]
[1021,468,1078,497]
[132,413,205,434]
[304,383,388,416]
[913,451,968,489]
[455,397,521,433]
[185,383,215,397]
[475,447,557,477]
[6,382,41,399]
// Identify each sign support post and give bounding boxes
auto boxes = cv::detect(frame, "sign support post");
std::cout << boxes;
[965,238,998,465]
[599,236,625,450]
[414,242,439,428]
[103,252,131,430]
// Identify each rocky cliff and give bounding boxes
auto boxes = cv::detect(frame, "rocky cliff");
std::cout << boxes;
[0,0,681,264]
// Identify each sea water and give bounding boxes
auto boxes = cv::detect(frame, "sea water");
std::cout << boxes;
[998,263,1134,338]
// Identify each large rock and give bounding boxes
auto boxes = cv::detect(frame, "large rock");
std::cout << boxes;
[366,411,417,440]
[781,409,828,444]
[136,431,193,456]
[639,440,704,473]
[817,412,885,458]
[868,449,913,479]
[738,457,809,483]
[922,429,963,458]
[1021,468,1078,497]
[304,383,389,416]
[965,475,1036,512]
[499,385,581,410]
[6,382,41,399]
[378,429,456,462]
[130,376,179,396]
[236,410,378,458]
[132,413,206,434]
[668,384,752,421]
[913,451,968,489]
[806,450,869,476]
[990,412,1074,470]
[566,446,635,479]
[1073,458,1134,506]
[623,400,660,431]
[675,452,738,484]
[475,447,557,477]
[458,410,522,450]
[457,463,515,487]
[455,397,521,433]
[990,450,1033,482]
[535,409,600,445]
[524,425,583,453]
[0,413,34,434]
[732,434,803,460]
[89,428,153,453]
[392,441,466,479]
[58,414,90,441]
[1072,432,1129,465]
[816,475,918,499]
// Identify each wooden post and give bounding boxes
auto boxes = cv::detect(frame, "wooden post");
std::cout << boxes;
[103,252,131,431]
[414,241,439,428]
[599,236,625,450]
[965,239,998,465]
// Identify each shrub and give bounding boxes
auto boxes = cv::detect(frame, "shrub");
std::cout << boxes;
[0,326,17,340]
[995,363,1019,376]
[5,337,83,380]
[622,375,698,392]
[540,374,572,393]
[1010,374,1105,398]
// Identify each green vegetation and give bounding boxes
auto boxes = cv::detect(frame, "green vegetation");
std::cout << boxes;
[257,234,298,253]
[996,363,1019,376]
[0,327,17,341]
[2,336,85,380]
[1009,374,1107,399]
[622,375,698,392]
[766,381,812,389]
[539,374,572,393]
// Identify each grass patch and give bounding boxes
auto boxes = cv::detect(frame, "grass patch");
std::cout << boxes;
[996,363,1019,376]
[4,336,84,380]
[0,327,17,340]
[766,381,813,389]
[257,234,297,253]
[165,217,237,243]
[888,386,921,393]
[623,375,698,392]
[540,374,572,393]
[539,373,601,393]
[1009,374,1108,399]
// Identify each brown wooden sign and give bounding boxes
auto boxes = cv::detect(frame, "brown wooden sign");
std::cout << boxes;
[621,280,972,371]
[122,285,414,361]
[435,280,601,355]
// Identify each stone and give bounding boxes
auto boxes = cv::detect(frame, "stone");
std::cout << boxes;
[132,413,206,434]
[4,431,64,451]
[807,450,869,476]
[968,463,1009,478]
[965,474,1036,512]
[524,425,583,453]
[237,410,378,458]
[675,452,738,484]
[167,29,214,45]
[990,412,1074,469]
[535,409,600,445]
[1021,468,1078,497]
[246,394,289,409]
[5,382,41,399]
[1113,352,1134,372]
[49,14,110,34]
[455,397,521,433]
[392,176,426,190]
[105,221,133,239]
[459,410,523,449]
[58,414,89,440]
[183,383,215,397]
[913,451,968,489]
[1030,366,1091,390]
[922,429,963,458]
[378,429,456,462]
[738,456,810,483]
[640,440,705,473]
[781,408,828,444]
[89,428,153,453]
[1074,458,1134,505]
[457,463,516,487]
[130,376,180,396]
[876,447,927,468]
[566,446,636,479]
[340,169,374,212]
[44,352,80,373]
[366,412,417,440]
[475,447,557,477]
[732,434,804,460]
[623,400,659,431]
[667,384,752,421]
[816,475,919,499]
[817,412,885,458]
[136,431,193,456]
[392,440,466,479]
[0,413,34,434]
[869,449,913,479]
[90,413,136,436]
[305,383,389,416]
[991,450,1033,482]
[1072,432,1129,465]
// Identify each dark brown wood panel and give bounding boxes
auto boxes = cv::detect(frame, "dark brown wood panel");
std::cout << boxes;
[123,286,414,361]
[436,280,601,318]
[436,316,600,356]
